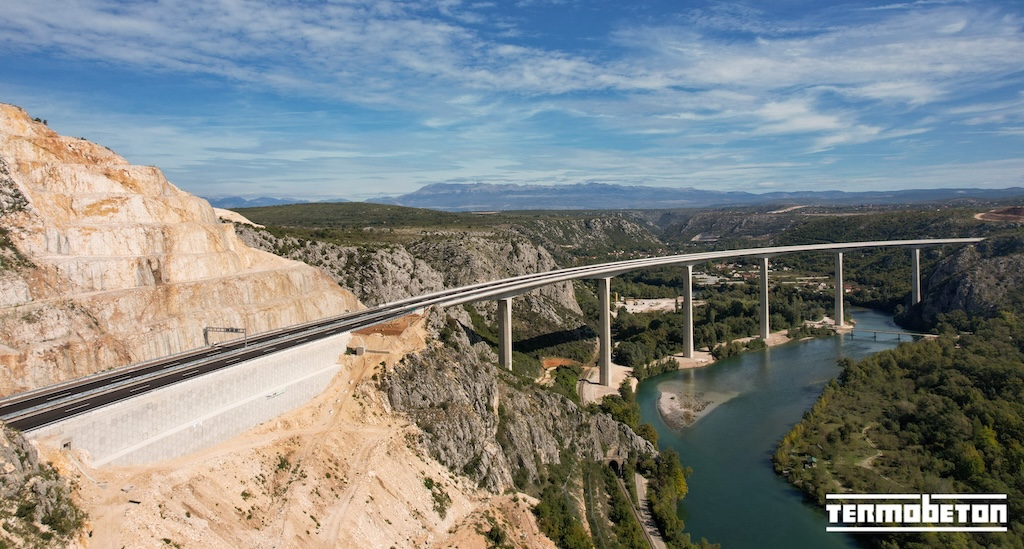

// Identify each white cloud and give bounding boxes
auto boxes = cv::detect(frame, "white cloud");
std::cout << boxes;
[756,100,844,133]
[3,0,1020,116]
[2,0,1022,198]
[850,81,943,105]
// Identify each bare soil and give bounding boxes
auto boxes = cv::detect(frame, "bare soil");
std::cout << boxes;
[40,318,554,549]
[976,206,1024,222]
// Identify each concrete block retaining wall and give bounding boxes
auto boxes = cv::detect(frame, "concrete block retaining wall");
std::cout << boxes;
[29,332,351,467]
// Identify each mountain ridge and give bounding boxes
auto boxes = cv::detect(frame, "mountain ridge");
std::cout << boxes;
[369,181,1024,211]
[203,196,350,209]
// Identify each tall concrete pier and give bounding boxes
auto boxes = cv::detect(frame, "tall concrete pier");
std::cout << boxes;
[487,240,976,386]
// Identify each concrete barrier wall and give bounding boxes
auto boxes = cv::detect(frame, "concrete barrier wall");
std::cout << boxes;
[29,332,351,467]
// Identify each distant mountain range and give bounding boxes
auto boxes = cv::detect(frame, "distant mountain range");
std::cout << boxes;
[206,183,1024,212]
[368,182,1024,211]
[203,196,349,209]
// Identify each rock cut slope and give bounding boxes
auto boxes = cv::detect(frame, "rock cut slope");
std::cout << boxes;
[0,104,359,396]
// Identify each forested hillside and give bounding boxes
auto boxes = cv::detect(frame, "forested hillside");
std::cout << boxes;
[775,231,1024,548]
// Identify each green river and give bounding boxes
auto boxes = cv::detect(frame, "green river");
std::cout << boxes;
[636,308,906,548]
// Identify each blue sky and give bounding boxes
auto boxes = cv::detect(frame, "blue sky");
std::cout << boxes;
[1,0,1022,201]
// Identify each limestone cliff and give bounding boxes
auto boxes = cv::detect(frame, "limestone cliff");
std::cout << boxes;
[913,235,1024,326]
[235,226,446,306]
[507,216,664,259]
[383,315,654,493]
[0,104,360,396]
[235,220,646,495]
[235,224,583,332]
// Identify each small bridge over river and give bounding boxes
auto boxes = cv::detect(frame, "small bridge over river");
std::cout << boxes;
[847,329,938,341]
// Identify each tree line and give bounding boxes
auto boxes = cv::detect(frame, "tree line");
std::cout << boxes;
[774,313,1024,547]
[612,282,834,369]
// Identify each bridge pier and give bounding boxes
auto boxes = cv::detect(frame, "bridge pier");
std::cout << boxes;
[498,297,513,371]
[598,277,612,387]
[910,247,921,305]
[682,264,694,358]
[834,252,844,328]
[759,257,770,340]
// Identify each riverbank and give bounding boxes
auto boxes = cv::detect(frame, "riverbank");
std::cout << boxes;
[657,329,793,427]
[581,322,828,416]
[635,308,895,548]
[579,361,637,404]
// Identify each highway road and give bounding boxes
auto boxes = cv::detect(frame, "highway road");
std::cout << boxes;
[0,238,982,431]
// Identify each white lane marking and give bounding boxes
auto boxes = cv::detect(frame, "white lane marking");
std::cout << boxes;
[180,369,201,378]
[129,384,150,393]
[67,403,91,413]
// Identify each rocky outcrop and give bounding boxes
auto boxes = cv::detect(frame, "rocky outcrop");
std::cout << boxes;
[235,226,446,306]
[236,215,635,495]
[0,422,84,547]
[508,216,663,258]
[235,225,582,329]
[409,234,581,324]
[649,210,804,244]
[384,318,654,493]
[915,236,1024,325]
[0,104,360,396]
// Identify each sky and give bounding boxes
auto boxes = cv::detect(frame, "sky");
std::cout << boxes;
[1,0,1022,201]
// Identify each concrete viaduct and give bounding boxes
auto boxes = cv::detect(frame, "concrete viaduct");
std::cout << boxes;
[485,239,982,386]
[0,238,981,466]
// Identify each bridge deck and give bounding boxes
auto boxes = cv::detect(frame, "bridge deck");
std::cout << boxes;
[0,237,982,434]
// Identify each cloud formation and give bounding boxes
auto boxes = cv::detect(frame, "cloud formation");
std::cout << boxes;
[0,0,1021,198]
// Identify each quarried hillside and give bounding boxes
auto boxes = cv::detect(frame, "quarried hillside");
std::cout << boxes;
[0,104,359,396]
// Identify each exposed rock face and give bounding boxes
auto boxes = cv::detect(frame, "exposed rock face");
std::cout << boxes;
[508,216,663,258]
[646,210,804,243]
[384,320,654,493]
[0,104,360,396]
[916,236,1024,324]
[235,225,582,325]
[0,422,84,547]
[237,220,634,495]
[409,234,581,324]
[235,226,447,306]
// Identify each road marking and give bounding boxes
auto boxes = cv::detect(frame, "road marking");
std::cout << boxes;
[129,384,150,393]
[111,375,130,382]
[66,403,91,413]
[46,393,69,401]
[180,369,201,377]
[225,357,244,365]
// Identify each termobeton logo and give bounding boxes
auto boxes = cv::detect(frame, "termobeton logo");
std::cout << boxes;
[826,494,1008,533]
